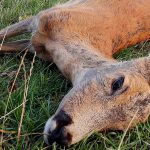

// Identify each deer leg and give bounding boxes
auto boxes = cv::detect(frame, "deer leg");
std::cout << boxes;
[0,17,36,53]
[0,17,34,41]
[0,40,31,52]
[0,39,50,62]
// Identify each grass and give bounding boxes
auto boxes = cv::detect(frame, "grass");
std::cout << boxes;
[0,0,150,149]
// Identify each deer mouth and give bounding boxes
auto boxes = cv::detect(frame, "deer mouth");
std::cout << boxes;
[44,121,73,146]
[46,127,72,146]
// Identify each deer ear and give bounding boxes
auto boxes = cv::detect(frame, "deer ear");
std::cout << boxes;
[132,56,150,84]
[38,13,49,36]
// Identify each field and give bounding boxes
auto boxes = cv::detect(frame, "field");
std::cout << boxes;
[0,0,150,149]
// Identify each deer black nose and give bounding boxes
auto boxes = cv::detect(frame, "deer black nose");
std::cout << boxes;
[54,110,72,128]
[45,110,73,146]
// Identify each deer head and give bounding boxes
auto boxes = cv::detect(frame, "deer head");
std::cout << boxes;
[0,0,150,147]
[44,56,150,146]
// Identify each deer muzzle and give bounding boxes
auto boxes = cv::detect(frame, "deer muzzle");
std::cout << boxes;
[44,110,73,146]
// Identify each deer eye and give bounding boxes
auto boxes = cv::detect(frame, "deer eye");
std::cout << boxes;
[112,76,124,93]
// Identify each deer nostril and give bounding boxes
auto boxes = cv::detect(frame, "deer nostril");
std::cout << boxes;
[54,110,73,128]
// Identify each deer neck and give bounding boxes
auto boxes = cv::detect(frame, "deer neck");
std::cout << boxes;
[45,40,115,85]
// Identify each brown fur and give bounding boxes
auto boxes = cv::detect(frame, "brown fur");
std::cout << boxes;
[0,0,150,146]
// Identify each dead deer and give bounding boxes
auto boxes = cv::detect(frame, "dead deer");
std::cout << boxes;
[0,0,150,146]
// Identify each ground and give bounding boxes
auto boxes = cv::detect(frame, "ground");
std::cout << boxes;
[0,0,150,150]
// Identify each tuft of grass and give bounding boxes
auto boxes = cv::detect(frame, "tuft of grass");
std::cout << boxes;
[0,0,150,150]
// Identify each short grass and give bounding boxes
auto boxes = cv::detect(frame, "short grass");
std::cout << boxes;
[0,0,150,150]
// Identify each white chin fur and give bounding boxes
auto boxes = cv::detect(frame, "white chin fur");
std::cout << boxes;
[43,116,56,145]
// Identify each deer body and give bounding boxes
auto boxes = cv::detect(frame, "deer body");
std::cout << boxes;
[0,0,150,146]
